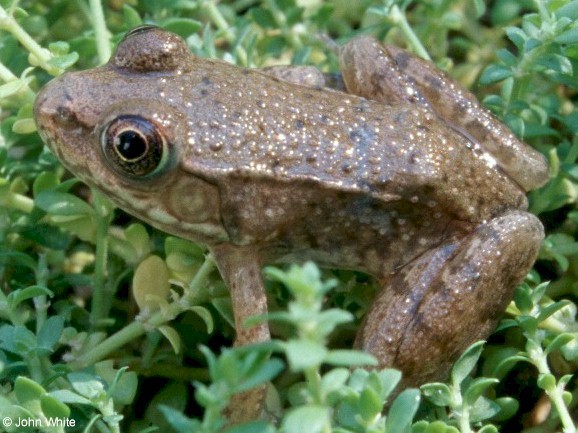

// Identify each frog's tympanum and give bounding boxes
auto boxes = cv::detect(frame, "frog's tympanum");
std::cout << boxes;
[35,26,548,420]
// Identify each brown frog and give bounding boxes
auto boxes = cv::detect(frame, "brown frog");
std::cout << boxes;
[34,25,548,419]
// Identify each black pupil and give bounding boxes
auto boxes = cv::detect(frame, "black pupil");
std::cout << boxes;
[115,130,147,160]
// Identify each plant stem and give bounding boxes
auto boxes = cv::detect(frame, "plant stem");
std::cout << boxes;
[0,5,61,76]
[203,1,236,42]
[72,255,215,369]
[34,253,49,333]
[89,0,112,64]
[529,338,577,433]
[89,191,111,330]
[388,5,431,61]
[202,1,248,65]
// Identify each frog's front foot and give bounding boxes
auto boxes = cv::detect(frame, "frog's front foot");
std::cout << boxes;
[356,210,544,386]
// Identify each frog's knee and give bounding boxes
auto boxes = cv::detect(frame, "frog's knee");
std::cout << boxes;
[355,209,543,386]
[475,209,543,272]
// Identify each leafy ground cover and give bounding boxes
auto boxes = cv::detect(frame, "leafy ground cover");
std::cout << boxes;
[1,0,578,432]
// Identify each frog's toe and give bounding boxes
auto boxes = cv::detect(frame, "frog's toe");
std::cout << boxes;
[355,210,543,387]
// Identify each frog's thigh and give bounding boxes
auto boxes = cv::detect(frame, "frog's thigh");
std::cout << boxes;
[355,209,543,387]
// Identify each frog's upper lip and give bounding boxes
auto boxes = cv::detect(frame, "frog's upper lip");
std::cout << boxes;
[34,75,96,176]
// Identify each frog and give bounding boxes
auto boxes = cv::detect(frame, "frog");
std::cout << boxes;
[34,25,548,421]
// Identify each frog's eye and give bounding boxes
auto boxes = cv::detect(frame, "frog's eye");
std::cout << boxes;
[101,115,169,177]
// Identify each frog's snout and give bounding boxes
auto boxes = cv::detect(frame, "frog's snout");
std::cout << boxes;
[34,76,75,151]
[34,82,60,154]
[34,74,99,177]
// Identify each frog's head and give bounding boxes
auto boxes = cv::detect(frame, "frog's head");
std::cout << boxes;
[34,26,229,244]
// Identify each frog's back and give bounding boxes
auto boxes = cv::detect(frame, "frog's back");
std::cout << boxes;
[180,60,526,224]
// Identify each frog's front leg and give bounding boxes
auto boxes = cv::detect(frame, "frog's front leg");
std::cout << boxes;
[356,210,543,387]
[209,244,270,423]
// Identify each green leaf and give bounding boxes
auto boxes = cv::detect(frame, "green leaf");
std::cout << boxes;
[48,41,70,56]
[0,325,37,355]
[451,341,485,385]
[555,0,578,19]
[190,306,214,334]
[236,358,284,393]
[35,191,95,216]
[479,64,512,84]
[163,18,202,36]
[545,333,575,355]
[358,387,383,422]
[560,374,573,388]
[324,349,377,367]
[530,282,549,304]
[514,285,533,314]
[555,26,578,44]
[165,236,205,259]
[492,397,520,422]
[469,396,501,423]
[321,368,350,396]
[317,309,355,335]
[463,377,499,406]
[535,53,573,74]
[48,389,91,405]
[159,326,182,355]
[40,394,70,419]
[563,390,573,405]
[537,300,571,322]
[0,80,27,99]
[284,340,327,371]
[8,285,53,309]
[385,389,420,433]
[478,425,498,433]
[282,406,330,433]
[375,369,402,400]
[496,48,518,66]
[12,118,36,134]
[68,372,105,399]
[48,52,79,69]
[124,223,151,257]
[14,376,46,404]
[122,5,143,28]
[505,26,527,50]
[420,383,452,406]
[537,373,556,393]
[0,251,37,271]
[95,361,138,405]
[412,420,454,433]
[472,0,486,18]
[132,255,170,311]
[37,315,64,352]
[159,405,199,433]
[250,8,277,28]
[32,172,60,196]
[225,420,276,433]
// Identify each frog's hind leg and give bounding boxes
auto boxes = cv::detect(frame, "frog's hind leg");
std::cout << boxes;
[339,36,548,191]
[355,209,543,387]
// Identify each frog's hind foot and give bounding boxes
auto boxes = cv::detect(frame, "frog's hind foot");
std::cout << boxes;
[355,209,543,387]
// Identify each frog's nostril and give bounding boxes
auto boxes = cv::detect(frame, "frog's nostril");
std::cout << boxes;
[55,105,75,122]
